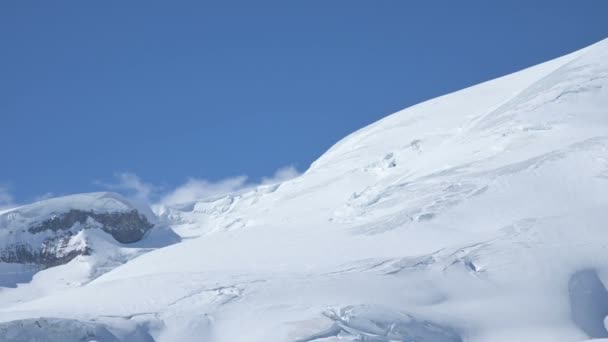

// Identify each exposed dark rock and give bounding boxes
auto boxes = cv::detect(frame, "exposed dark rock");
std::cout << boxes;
[29,209,154,243]
[1,209,154,268]
[0,233,91,268]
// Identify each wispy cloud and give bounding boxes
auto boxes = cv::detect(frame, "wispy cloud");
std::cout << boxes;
[0,165,302,211]
[0,184,16,211]
[34,192,55,202]
[159,165,301,206]
[261,165,300,185]
[96,165,301,208]
[0,184,56,210]
[95,172,158,203]
[159,175,249,207]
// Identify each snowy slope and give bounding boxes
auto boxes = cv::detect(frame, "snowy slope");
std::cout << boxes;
[1,38,608,342]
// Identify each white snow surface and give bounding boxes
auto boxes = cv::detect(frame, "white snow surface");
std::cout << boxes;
[2,39,608,341]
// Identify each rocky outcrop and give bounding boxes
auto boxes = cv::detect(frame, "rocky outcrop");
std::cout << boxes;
[0,234,91,268]
[0,192,157,268]
[28,209,154,244]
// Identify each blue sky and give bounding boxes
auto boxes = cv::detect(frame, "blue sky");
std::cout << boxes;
[1,1,607,207]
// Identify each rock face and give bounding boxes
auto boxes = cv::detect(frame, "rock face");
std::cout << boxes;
[28,209,154,244]
[0,192,156,268]
[0,236,91,268]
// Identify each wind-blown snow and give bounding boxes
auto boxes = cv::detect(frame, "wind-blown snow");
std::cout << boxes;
[1,39,608,342]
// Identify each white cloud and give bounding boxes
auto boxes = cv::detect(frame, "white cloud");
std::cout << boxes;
[34,192,55,202]
[261,165,300,185]
[0,184,16,211]
[95,172,157,203]
[159,175,249,207]
[0,185,56,210]
[97,165,301,208]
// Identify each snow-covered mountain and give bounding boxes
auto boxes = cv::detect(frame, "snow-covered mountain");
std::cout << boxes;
[0,192,178,288]
[1,38,608,342]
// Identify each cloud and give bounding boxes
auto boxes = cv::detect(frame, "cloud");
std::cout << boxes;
[0,184,55,210]
[0,184,16,211]
[97,165,301,208]
[95,172,157,203]
[160,165,301,207]
[34,192,55,202]
[159,175,249,207]
[261,165,300,185]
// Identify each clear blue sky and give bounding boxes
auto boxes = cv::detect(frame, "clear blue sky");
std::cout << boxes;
[1,1,607,204]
